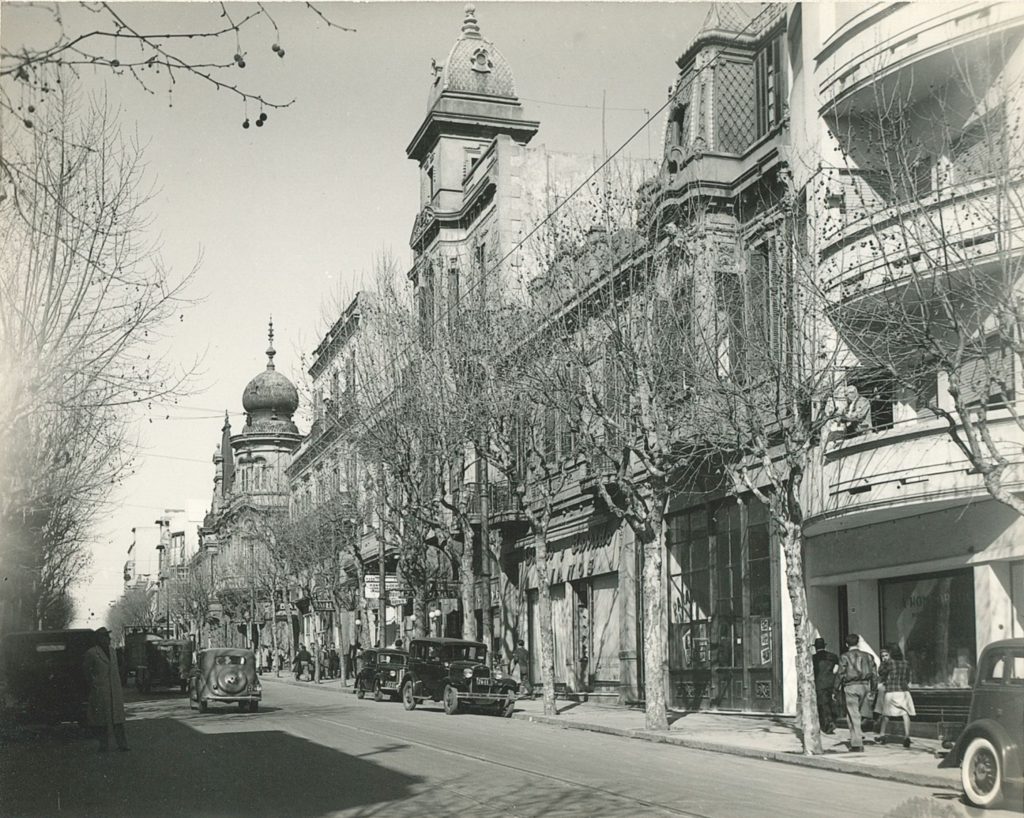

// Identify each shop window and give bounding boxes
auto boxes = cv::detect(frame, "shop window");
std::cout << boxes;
[880,570,976,688]
[668,508,712,671]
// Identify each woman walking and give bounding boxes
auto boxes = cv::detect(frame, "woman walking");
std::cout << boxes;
[877,644,916,747]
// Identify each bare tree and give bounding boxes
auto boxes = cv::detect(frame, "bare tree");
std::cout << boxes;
[0,3,353,145]
[823,45,1024,516]
[0,84,193,633]
[106,585,157,643]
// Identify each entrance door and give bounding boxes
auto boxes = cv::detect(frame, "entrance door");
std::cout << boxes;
[590,572,620,688]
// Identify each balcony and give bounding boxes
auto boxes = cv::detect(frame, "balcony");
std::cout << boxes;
[454,481,527,527]
[804,408,1024,535]
[816,3,1023,115]
[818,174,1023,303]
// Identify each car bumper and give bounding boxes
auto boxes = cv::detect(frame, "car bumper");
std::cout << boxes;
[454,690,516,703]
[203,692,261,703]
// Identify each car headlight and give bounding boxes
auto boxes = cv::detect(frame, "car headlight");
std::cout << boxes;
[493,670,504,679]
[463,668,474,679]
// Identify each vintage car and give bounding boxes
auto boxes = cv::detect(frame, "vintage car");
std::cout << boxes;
[0,629,96,724]
[355,648,408,702]
[400,637,516,717]
[953,638,1024,808]
[188,648,261,713]
[133,637,191,693]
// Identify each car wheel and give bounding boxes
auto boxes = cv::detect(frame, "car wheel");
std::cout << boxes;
[402,681,417,711]
[198,700,208,713]
[961,736,1004,808]
[249,701,259,713]
[373,682,384,703]
[443,685,460,715]
[498,693,515,718]
[356,683,365,700]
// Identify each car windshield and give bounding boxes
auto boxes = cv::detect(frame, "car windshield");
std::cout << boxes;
[378,653,404,666]
[214,655,246,666]
[446,645,486,662]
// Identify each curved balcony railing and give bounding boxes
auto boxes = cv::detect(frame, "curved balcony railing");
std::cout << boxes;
[816,3,1022,114]
[818,174,1023,301]
[804,407,1024,534]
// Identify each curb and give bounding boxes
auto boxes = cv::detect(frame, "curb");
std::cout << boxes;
[511,713,960,792]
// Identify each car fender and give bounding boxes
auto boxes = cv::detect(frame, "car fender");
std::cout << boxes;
[402,672,422,695]
[955,718,1024,783]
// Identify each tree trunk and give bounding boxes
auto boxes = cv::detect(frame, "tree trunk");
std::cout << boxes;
[413,587,429,638]
[640,502,669,731]
[534,530,558,717]
[780,521,823,755]
[460,533,477,641]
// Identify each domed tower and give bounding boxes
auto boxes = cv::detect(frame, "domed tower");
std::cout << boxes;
[407,4,539,224]
[231,319,303,498]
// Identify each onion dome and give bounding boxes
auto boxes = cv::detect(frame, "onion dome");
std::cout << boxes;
[427,5,517,109]
[241,319,299,419]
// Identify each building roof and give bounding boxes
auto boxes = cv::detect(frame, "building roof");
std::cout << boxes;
[427,5,517,110]
[239,319,300,438]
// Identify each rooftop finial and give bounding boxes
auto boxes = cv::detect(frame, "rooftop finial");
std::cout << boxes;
[266,316,276,370]
[462,4,480,38]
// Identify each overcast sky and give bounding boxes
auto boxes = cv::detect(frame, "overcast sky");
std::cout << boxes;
[2,0,712,624]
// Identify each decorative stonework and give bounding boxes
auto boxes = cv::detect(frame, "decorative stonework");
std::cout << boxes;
[471,46,493,73]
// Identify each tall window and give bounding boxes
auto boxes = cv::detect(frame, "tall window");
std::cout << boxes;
[447,258,460,326]
[755,34,783,137]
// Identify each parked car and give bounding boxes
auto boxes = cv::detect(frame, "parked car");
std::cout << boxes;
[400,637,517,717]
[355,648,408,702]
[0,629,96,724]
[953,638,1024,808]
[188,648,261,713]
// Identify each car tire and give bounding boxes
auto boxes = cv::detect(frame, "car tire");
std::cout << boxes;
[402,681,417,711]
[249,701,259,713]
[356,683,365,700]
[443,685,460,715]
[961,736,1004,808]
[499,693,515,718]
[198,700,208,713]
[373,682,384,703]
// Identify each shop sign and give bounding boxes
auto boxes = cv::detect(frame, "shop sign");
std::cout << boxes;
[758,617,772,665]
[364,575,401,600]
[540,527,619,586]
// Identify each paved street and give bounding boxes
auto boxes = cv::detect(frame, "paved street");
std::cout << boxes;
[1,679,1019,818]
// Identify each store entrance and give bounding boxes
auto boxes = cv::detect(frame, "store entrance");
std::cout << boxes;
[668,500,778,712]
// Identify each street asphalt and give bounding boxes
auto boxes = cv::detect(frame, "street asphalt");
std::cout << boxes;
[1,678,1020,818]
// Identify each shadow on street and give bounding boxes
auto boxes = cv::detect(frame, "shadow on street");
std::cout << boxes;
[0,708,424,818]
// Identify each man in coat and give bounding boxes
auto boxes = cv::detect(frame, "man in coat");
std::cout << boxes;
[84,628,129,752]
[812,637,840,734]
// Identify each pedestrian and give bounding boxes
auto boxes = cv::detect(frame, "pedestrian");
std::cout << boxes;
[834,633,878,752]
[346,641,361,681]
[84,628,129,752]
[393,637,403,650]
[329,646,340,679]
[811,637,839,734]
[510,639,531,696]
[877,644,916,747]
[873,645,891,733]
[295,643,312,681]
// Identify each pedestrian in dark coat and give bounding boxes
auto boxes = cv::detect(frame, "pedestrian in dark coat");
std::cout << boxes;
[84,628,128,752]
[812,637,840,734]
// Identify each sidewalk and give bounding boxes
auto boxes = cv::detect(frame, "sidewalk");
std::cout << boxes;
[261,675,961,792]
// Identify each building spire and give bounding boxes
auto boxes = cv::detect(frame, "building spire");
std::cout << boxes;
[462,3,481,38]
[266,316,276,370]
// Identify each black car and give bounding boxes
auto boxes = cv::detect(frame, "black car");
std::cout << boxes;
[355,649,408,702]
[0,629,96,724]
[400,637,517,717]
[953,638,1024,809]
